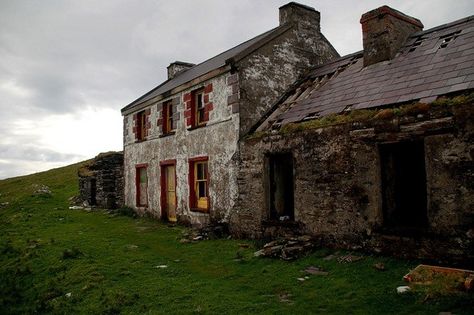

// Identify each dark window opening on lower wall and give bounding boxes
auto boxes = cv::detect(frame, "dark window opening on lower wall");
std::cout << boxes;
[379,141,428,229]
[265,153,294,221]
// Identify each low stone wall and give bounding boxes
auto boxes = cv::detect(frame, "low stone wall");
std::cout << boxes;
[78,151,124,209]
[232,103,473,263]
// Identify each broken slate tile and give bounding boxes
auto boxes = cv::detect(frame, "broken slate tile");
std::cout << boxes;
[304,266,329,276]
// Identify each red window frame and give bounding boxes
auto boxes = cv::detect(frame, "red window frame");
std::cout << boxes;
[188,156,209,212]
[136,110,147,141]
[192,88,206,127]
[135,164,148,207]
[162,100,175,134]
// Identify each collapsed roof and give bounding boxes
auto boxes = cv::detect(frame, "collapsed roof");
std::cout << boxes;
[260,15,474,130]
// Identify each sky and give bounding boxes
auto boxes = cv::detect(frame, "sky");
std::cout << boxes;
[1,0,473,179]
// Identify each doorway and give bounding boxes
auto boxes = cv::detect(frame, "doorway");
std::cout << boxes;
[379,141,428,229]
[265,153,294,221]
[161,163,177,222]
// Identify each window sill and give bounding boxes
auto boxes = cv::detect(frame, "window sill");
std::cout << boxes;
[187,124,207,131]
[190,208,209,214]
[159,131,176,138]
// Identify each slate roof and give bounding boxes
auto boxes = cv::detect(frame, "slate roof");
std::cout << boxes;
[273,15,474,126]
[122,25,289,113]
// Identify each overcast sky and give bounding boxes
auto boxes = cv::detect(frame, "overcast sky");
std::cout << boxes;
[1,0,473,179]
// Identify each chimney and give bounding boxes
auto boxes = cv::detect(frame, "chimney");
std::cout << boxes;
[360,6,423,67]
[167,61,195,80]
[279,2,320,32]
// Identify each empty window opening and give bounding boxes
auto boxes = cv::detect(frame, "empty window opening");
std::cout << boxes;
[379,141,427,229]
[265,153,294,221]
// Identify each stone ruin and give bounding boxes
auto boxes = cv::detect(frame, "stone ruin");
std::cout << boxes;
[78,151,124,209]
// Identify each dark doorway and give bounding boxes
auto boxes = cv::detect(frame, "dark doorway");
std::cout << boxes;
[90,178,97,206]
[265,153,294,221]
[379,141,427,229]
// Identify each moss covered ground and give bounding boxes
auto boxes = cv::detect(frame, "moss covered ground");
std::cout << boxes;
[0,163,472,314]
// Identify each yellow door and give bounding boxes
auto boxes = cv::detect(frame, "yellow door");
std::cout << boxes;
[165,165,177,222]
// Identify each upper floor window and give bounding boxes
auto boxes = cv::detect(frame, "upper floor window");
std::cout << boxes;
[183,84,213,129]
[193,89,206,127]
[162,100,175,134]
[136,110,147,141]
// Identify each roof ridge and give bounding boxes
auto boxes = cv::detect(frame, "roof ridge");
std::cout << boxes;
[411,15,474,37]
[122,25,285,112]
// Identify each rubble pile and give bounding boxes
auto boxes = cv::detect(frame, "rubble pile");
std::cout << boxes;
[254,235,315,260]
[180,224,229,243]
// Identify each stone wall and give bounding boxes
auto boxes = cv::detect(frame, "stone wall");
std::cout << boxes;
[236,13,338,136]
[78,151,124,209]
[232,103,473,262]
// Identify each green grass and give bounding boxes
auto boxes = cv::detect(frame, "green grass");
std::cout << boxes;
[1,164,473,314]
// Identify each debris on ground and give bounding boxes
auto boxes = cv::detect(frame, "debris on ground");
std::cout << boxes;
[253,235,314,260]
[33,184,52,195]
[373,262,386,271]
[403,264,474,292]
[69,206,84,210]
[323,253,338,261]
[154,265,168,269]
[337,254,364,263]
[0,202,9,208]
[179,224,229,243]
[304,266,329,276]
[397,286,411,294]
[278,292,293,303]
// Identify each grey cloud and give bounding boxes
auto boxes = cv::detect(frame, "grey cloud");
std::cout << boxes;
[0,143,84,163]
[1,0,473,179]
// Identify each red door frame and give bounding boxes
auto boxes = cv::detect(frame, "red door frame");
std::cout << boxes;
[160,159,177,220]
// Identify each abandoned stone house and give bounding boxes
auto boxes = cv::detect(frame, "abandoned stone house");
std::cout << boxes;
[118,2,473,261]
[120,2,338,225]
[231,6,474,261]
[78,151,124,209]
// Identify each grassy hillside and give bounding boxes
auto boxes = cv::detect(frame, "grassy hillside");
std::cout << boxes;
[0,164,472,314]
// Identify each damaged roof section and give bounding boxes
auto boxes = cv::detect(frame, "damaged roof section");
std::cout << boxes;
[262,15,474,129]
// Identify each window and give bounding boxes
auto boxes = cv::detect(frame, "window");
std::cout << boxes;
[194,89,206,126]
[162,101,175,134]
[189,157,209,211]
[136,110,147,141]
[136,165,148,207]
